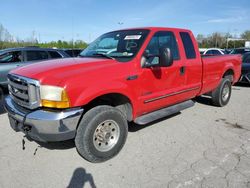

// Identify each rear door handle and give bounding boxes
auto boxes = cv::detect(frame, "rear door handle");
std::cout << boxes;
[180,66,186,75]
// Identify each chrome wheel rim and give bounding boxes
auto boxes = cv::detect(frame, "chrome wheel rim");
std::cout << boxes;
[222,84,230,102]
[93,120,120,152]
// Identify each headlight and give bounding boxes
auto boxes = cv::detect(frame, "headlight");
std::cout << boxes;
[40,85,70,108]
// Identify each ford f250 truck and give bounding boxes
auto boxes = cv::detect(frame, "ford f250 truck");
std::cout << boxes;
[4,27,241,162]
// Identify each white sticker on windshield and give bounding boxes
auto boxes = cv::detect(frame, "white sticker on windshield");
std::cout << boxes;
[124,35,142,40]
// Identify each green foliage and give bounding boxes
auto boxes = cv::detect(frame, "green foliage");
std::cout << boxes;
[197,31,246,49]
[0,40,88,50]
[241,30,250,40]
[0,22,249,51]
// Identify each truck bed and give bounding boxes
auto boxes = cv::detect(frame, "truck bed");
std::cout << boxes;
[200,54,242,95]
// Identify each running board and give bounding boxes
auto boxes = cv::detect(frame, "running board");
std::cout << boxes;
[134,100,195,125]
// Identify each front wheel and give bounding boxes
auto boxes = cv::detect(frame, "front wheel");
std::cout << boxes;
[75,105,128,163]
[211,78,232,107]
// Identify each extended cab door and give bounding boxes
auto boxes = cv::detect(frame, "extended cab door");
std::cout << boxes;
[138,30,188,114]
[179,31,202,98]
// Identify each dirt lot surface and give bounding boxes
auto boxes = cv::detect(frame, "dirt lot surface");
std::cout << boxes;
[0,85,250,188]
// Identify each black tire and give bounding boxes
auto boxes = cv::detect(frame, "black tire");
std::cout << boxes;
[211,78,232,107]
[75,105,128,163]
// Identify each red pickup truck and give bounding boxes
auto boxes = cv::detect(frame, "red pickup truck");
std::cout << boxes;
[4,27,241,162]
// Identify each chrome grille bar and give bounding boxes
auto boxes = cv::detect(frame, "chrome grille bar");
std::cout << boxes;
[8,80,28,91]
[8,74,40,109]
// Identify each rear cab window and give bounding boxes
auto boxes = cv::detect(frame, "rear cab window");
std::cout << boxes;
[180,32,196,59]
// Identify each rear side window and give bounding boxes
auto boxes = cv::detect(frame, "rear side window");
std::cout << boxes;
[48,51,62,59]
[212,50,221,55]
[206,50,213,55]
[26,51,49,61]
[180,32,196,59]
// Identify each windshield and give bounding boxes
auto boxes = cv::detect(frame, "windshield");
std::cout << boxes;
[80,29,149,62]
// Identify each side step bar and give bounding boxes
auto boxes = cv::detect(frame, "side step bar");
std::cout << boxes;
[134,100,195,125]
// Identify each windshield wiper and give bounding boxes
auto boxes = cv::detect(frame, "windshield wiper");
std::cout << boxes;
[92,53,115,60]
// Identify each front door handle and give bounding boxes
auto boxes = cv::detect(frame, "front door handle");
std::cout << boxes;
[180,66,186,75]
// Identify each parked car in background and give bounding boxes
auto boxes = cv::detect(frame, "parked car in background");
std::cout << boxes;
[224,49,232,54]
[200,48,225,56]
[62,49,83,57]
[230,47,250,55]
[0,47,70,92]
[239,52,250,84]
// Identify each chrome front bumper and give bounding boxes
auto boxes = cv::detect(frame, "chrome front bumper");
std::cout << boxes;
[4,96,83,142]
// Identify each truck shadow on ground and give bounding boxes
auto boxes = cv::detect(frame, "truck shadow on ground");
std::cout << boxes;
[193,96,214,106]
[128,112,181,132]
[234,83,250,88]
[0,94,7,115]
[67,167,96,188]
[0,104,5,115]
[32,113,181,150]
[29,138,76,150]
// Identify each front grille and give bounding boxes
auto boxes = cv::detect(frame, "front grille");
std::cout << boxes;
[8,74,40,109]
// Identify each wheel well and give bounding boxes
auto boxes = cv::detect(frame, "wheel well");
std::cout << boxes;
[84,93,133,121]
[223,69,234,82]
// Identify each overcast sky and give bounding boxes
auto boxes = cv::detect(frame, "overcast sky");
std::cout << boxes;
[1,0,249,42]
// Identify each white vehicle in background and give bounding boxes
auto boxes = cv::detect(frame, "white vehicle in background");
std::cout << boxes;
[199,48,226,56]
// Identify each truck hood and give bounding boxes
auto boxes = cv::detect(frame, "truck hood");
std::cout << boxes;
[11,57,118,85]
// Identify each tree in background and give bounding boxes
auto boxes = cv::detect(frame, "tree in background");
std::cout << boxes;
[0,23,88,50]
[197,31,245,49]
[0,22,249,50]
[241,30,250,40]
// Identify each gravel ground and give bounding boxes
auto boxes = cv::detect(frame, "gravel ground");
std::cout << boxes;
[0,84,250,188]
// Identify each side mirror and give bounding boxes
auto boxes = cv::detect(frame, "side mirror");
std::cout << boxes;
[141,51,160,68]
[159,47,173,67]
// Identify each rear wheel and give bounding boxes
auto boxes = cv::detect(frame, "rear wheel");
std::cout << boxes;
[211,78,232,107]
[75,105,128,163]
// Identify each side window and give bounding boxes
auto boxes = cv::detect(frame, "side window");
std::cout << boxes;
[0,51,22,63]
[206,50,213,55]
[212,50,221,55]
[48,51,62,59]
[144,31,179,66]
[180,32,196,59]
[26,51,49,61]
